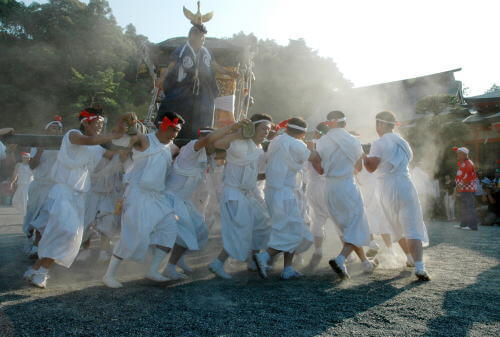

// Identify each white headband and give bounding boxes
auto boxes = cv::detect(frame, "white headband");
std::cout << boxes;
[288,124,307,132]
[252,119,272,125]
[376,118,397,125]
[44,121,63,130]
[330,117,346,122]
[80,116,103,124]
[456,147,469,155]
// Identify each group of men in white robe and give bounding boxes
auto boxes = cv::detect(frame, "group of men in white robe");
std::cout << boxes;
[8,106,430,290]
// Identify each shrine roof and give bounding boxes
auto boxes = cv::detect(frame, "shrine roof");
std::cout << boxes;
[157,37,241,52]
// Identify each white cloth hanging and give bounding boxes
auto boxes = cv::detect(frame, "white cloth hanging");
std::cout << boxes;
[368,133,429,245]
[219,139,270,261]
[316,128,370,247]
[164,140,209,251]
[12,163,33,218]
[113,133,178,261]
[23,148,58,235]
[265,134,313,253]
[37,130,106,268]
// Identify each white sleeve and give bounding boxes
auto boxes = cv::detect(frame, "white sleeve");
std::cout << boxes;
[290,140,310,164]
[368,139,384,159]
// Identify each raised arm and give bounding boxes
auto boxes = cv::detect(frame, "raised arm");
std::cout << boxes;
[69,131,121,146]
[213,131,242,150]
[69,119,125,146]
[194,120,247,151]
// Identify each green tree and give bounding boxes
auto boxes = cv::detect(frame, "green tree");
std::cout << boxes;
[1,1,352,131]
[70,67,123,113]
[0,0,151,130]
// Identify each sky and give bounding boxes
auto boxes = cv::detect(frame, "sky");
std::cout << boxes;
[22,0,500,95]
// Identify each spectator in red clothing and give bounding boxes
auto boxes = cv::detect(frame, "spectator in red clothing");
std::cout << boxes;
[453,147,479,231]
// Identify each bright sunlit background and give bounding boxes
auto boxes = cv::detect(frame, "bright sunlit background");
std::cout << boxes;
[22,0,500,95]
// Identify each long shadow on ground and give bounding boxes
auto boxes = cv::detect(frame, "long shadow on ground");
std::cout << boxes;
[3,271,421,337]
[425,264,500,337]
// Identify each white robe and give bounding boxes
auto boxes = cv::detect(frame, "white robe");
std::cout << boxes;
[37,130,105,268]
[357,168,395,237]
[12,163,33,218]
[368,133,429,245]
[204,155,224,230]
[316,128,370,247]
[255,154,267,203]
[113,133,178,261]
[305,162,330,239]
[265,134,313,253]
[164,140,209,251]
[83,155,123,240]
[23,148,58,235]
[220,139,270,261]
[192,171,210,216]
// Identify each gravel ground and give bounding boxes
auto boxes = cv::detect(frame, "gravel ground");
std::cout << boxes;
[0,206,499,337]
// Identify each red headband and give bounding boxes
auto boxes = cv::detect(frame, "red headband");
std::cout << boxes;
[160,117,181,131]
[79,110,101,123]
[274,119,290,131]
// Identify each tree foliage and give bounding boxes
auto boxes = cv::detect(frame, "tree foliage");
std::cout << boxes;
[0,1,351,131]
[0,0,150,130]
